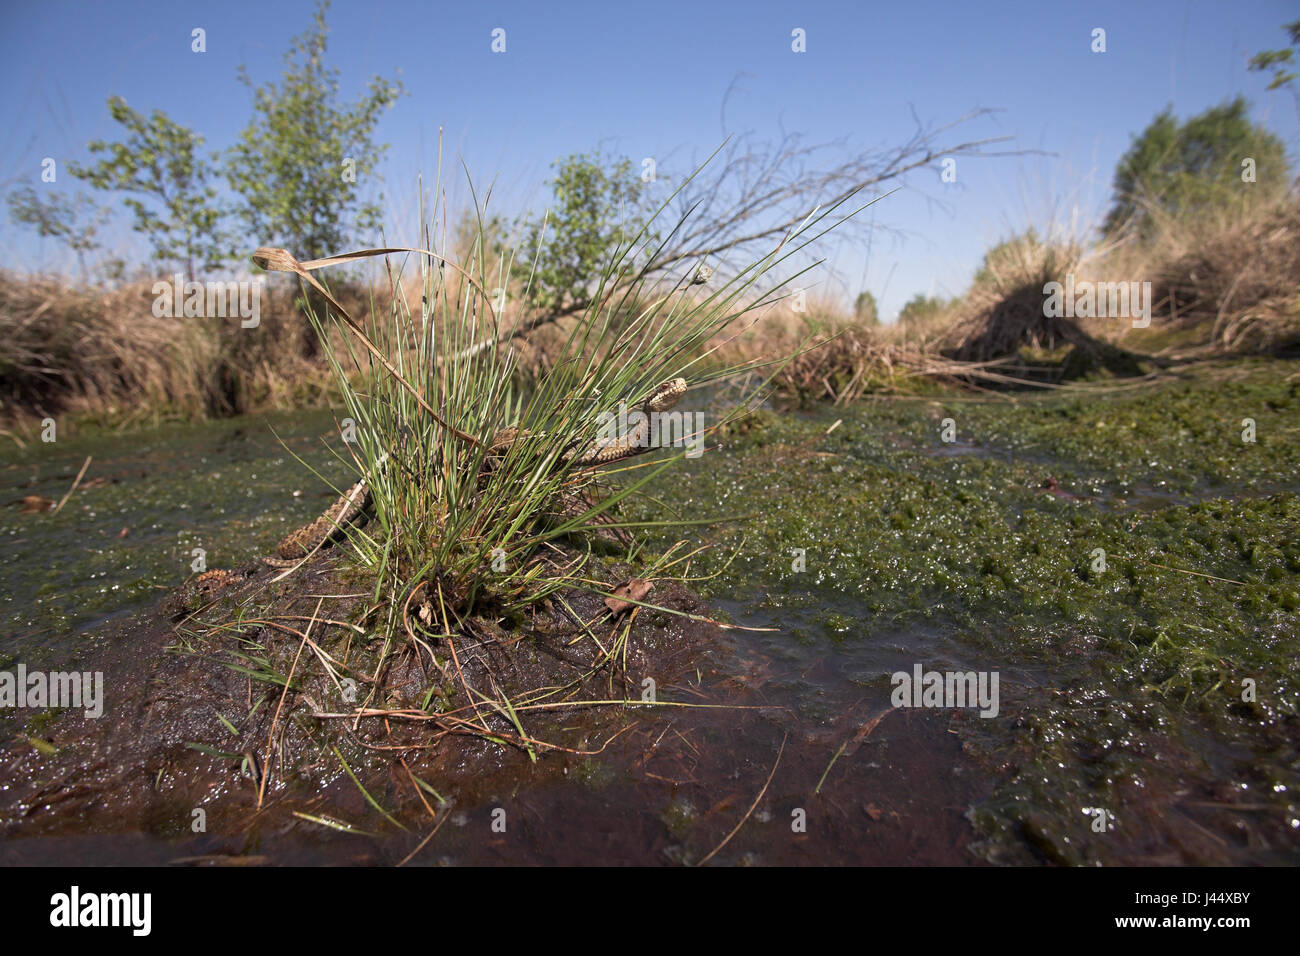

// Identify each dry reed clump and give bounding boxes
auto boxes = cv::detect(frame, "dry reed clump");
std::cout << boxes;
[1140,198,1300,355]
[704,294,1040,404]
[774,324,915,405]
[937,234,1147,382]
[699,295,892,404]
[891,305,956,350]
[0,272,219,423]
[0,271,388,427]
[769,321,1094,403]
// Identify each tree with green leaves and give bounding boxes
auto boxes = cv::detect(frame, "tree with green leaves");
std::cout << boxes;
[70,96,228,279]
[1102,98,1289,237]
[7,185,107,280]
[897,293,949,330]
[853,290,879,325]
[517,151,648,314]
[1248,19,1300,92]
[225,0,403,262]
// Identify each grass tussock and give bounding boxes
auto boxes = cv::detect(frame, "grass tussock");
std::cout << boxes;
[283,171,866,627]
[0,270,387,429]
[179,170,870,776]
[1124,196,1300,356]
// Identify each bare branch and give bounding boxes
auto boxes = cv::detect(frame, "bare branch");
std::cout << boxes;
[511,107,1036,340]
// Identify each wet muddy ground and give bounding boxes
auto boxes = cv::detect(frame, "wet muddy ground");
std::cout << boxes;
[2,359,1297,865]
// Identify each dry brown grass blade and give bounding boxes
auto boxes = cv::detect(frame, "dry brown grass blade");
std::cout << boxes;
[697,731,787,866]
[50,455,91,516]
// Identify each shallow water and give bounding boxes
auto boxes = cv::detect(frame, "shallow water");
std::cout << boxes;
[2,361,1297,865]
[0,410,350,656]
[630,362,1300,864]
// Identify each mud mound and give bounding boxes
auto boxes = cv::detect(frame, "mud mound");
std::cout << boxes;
[0,554,719,863]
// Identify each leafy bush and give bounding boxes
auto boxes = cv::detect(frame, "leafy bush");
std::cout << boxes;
[1102,98,1289,238]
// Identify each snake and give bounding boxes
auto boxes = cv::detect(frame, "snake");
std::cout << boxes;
[260,377,688,568]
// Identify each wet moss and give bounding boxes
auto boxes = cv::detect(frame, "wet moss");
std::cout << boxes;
[0,409,350,648]
[632,359,1300,863]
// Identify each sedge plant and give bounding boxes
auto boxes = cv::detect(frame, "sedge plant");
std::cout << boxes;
[276,153,874,644]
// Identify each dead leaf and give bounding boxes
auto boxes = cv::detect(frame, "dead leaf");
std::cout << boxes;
[605,578,652,616]
[19,495,55,513]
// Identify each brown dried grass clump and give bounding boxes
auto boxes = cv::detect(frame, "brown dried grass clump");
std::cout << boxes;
[0,272,219,422]
[705,290,1080,404]
[0,271,388,427]
[775,325,913,405]
[774,323,1097,403]
[1142,198,1300,355]
[938,234,1146,382]
[704,296,920,404]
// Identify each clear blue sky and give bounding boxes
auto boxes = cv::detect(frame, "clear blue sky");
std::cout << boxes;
[2,0,1297,320]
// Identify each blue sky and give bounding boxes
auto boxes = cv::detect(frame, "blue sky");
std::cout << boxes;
[2,0,1297,319]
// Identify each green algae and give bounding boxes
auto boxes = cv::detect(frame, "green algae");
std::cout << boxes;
[0,409,350,651]
[630,360,1300,863]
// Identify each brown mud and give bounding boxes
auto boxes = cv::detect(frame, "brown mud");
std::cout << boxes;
[0,554,984,866]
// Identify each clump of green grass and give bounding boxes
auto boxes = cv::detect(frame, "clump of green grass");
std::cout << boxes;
[198,162,872,798]
[262,160,869,640]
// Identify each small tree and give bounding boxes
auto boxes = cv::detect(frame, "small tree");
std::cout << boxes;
[226,1,403,262]
[70,96,228,279]
[853,290,879,325]
[1249,19,1300,92]
[7,185,107,280]
[1102,98,1289,237]
[897,293,949,330]
[517,151,648,313]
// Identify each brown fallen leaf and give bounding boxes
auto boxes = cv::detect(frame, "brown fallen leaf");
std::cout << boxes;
[19,495,55,513]
[117,527,130,538]
[605,578,652,616]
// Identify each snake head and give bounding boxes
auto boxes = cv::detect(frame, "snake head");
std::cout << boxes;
[647,377,688,411]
